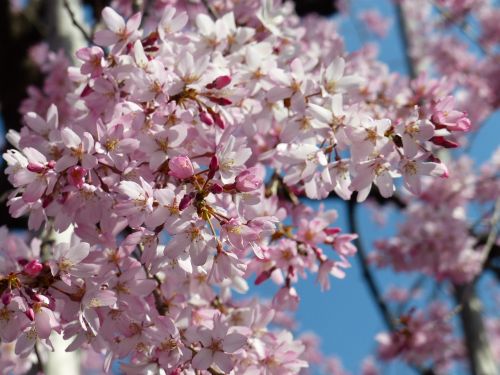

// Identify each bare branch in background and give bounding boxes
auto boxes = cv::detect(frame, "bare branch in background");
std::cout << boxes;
[347,197,436,375]
[394,2,417,79]
[63,0,93,45]
[455,284,498,375]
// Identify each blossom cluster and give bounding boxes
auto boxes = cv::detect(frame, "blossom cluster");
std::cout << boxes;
[376,303,463,372]
[372,151,500,284]
[0,0,476,373]
[399,0,500,124]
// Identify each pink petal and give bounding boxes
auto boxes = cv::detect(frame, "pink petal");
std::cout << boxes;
[83,308,100,335]
[67,242,90,264]
[223,333,246,353]
[192,348,214,370]
[35,310,52,339]
[54,155,77,172]
[94,30,119,46]
[15,330,36,356]
[213,352,234,373]
[24,112,47,134]
[46,104,59,129]
[102,7,125,33]
[61,128,81,148]
[22,179,47,203]
[126,12,142,32]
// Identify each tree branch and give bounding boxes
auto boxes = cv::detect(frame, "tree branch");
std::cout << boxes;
[63,0,93,45]
[347,197,435,375]
[454,284,498,375]
[347,198,396,331]
[394,2,417,79]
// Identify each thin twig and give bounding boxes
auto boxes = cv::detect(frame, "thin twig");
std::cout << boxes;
[347,198,396,331]
[63,0,93,45]
[27,343,45,375]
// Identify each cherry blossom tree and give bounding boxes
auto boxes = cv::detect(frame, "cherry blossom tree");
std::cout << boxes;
[0,1,498,375]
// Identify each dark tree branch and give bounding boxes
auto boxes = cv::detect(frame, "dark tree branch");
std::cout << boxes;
[394,2,417,79]
[347,197,396,332]
[347,196,436,375]
[63,0,93,45]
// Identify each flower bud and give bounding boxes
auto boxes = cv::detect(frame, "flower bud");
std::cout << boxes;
[255,267,275,285]
[210,183,223,194]
[208,96,232,106]
[179,193,194,211]
[235,168,262,192]
[26,308,35,321]
[430,136,458,148]
[208,155,219,180]
[211,112,225,129]
[209,155,219,172]
[24,259,43,277]
[199,110,214,125]
[1,291,12,306]
[324,227,341,236]
[27,162,45,173]
[168,156,194,179]
[206,75,231,90]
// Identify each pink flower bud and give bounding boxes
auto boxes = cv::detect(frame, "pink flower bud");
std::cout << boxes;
[208,96,232,106]
[324,227,341,236]
[255,267,275,285]
[17,258,28,266]
[68,166,87,189]
[168,156,194,179]
[26,308,35,321]
[27,162,45,173]
[209,155,219,172]
[211,112,225,129]
[235,168,262,192]
[1,291,12,305]
[80,84,93,97]
[208,155,219,180]
[210,183,223,194]
[24,259,43,277]
[199,110,214,125]
[179,193,194,211]
[206,75,232,90]
[430,136,458,148]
